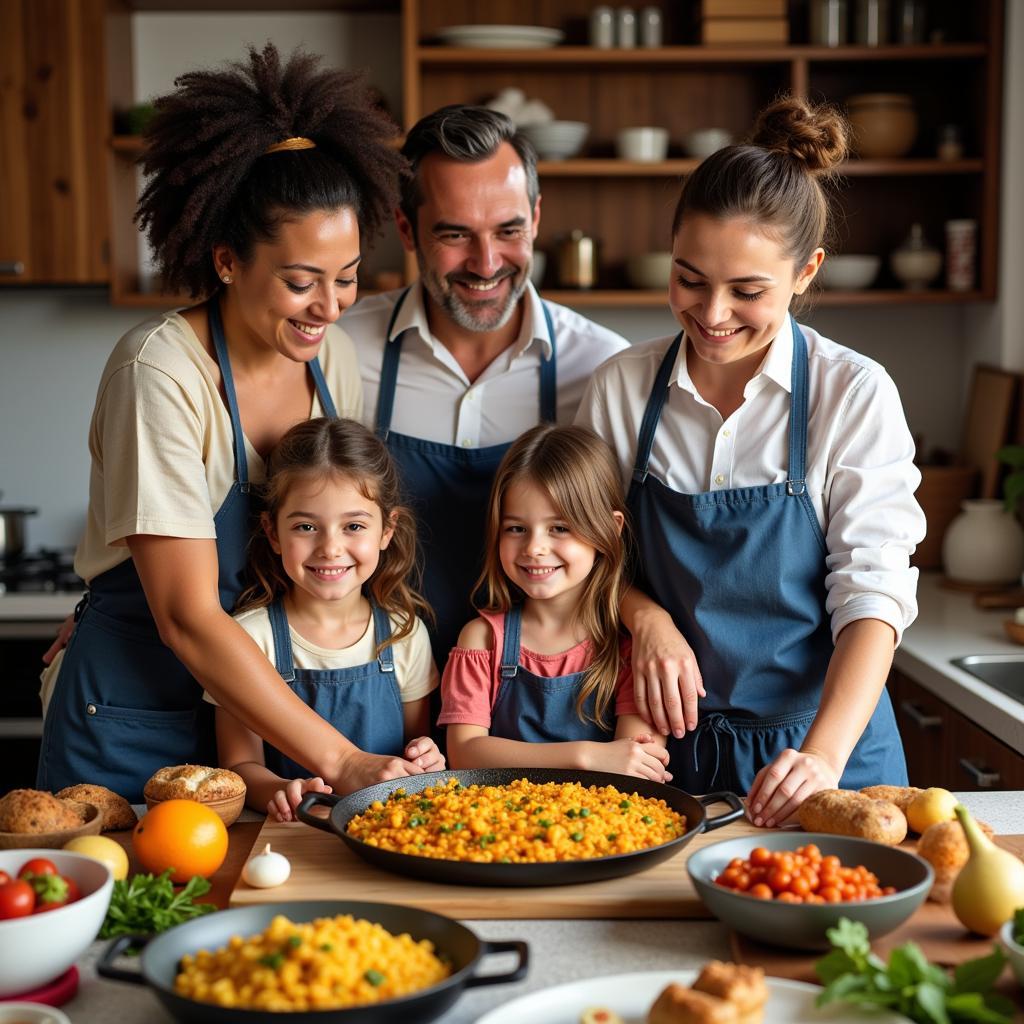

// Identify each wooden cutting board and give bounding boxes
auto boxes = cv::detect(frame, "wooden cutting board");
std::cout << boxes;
[229,813,765,918]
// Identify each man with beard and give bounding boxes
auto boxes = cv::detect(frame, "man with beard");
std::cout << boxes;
[345,105,628,667]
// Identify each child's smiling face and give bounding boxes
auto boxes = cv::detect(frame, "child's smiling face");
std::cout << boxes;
[498,479,598,607]
[265,473,394,608]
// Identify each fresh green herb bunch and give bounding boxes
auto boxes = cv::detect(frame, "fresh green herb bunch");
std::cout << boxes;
[815,918,1012,1024]
[98,870,216,940]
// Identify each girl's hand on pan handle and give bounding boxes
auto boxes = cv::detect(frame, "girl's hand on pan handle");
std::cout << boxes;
[268,776,333,823]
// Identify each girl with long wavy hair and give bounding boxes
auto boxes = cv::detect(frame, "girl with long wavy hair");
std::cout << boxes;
[216,417,444,820]
[439,424,671,782]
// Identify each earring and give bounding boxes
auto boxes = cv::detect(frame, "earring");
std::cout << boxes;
[221,275,232,284]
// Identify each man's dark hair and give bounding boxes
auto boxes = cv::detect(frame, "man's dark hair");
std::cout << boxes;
[398,105,539,233]
[135,44,405,298]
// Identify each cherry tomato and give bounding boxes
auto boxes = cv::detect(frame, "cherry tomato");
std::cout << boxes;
[18,858,58,880]
[0,880,35,919]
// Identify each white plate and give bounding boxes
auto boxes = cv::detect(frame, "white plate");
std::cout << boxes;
[474,969,912,1024]
[436,24,564,49]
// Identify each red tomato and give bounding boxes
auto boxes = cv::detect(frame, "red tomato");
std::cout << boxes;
[0,880,35,919]
[18,858,58,880]
[0,871,9,885]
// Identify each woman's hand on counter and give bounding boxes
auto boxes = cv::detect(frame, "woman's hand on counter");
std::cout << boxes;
[41,612,74,665]
[746,747,840,828]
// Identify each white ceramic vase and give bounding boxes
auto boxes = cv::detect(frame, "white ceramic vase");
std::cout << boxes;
[942,498,1024,584]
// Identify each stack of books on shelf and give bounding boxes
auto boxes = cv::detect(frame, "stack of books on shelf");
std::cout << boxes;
[700,0,790,44]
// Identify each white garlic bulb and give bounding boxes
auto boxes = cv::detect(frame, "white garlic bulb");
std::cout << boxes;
[242,843,291,888]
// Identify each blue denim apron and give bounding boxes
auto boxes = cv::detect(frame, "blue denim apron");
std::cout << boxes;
[37,300,338,801]
[490,604,611,743]
[375,288,557,667]
[626,317,906,794]
[261,599,405,779]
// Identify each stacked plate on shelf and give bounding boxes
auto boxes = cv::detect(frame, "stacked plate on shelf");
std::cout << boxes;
[435,25,564,49]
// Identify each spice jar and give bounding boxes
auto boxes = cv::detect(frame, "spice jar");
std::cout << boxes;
[936,124,963,161]
[616,7,637,48]
[640,6,663,47]
[557,230,598,289]
[589,6,615,48]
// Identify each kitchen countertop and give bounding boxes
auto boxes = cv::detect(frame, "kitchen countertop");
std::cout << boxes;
[896,572,1024,754]
[0,591,80,621]
[57,791,1024,1024]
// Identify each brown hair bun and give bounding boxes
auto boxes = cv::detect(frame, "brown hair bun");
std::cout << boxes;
[750,96,849,174]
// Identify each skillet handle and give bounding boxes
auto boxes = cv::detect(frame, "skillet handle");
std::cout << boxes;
[699,791,745,831]
[96,934,154,984]
[464,940,529,988]
[296,790,343,831]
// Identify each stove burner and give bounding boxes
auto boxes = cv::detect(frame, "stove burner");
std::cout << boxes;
[0,548,83,593]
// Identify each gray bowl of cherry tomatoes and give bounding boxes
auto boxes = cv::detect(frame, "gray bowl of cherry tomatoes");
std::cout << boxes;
[0,849,113,995]
[686,832,932,951]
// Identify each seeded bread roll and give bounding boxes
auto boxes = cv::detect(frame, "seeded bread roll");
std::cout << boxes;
[0,789,83,833]
[647,984,738,1024]
[859,785,922,815]
[144,764,245,803]
[56,784,138,831]
[692,962,767,1024]
[797,789,908,845]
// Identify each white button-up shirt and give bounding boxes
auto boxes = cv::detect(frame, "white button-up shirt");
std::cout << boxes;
[344,281,629,445]
[576,323,926,644]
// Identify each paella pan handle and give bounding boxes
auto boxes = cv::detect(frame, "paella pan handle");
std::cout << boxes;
[96,934,154,984]
[698,791,745,831]
[296,790,343,832]
[464,939,530,988]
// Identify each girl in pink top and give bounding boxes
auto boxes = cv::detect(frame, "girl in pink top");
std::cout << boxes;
[439,425,671,782]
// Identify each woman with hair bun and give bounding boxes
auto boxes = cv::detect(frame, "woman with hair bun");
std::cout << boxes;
[38,45,422,801]
[579,97,925,823]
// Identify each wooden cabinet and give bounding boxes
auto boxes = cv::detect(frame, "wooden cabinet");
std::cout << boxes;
[0,0,113,284]
[888,668,1024,790]
[401,0,1003,308]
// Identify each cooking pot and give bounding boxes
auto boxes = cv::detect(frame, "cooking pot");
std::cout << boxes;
[297,767,745,887]
[0,493,38,563]
[97,899,528,1024]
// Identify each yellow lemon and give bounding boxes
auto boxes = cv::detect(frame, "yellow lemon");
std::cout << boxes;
[63,834,130,880]
[906,787,958,834]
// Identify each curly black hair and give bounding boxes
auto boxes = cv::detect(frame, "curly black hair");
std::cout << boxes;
[135,44,406,298]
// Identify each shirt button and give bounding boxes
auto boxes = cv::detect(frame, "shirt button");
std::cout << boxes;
[86,703,97,715]
[461,439,473,448]
[714,473,726,485]
[466,391,475,402]
[722,429,731,438]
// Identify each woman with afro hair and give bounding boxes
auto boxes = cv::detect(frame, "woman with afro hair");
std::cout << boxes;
[38,44,428,801]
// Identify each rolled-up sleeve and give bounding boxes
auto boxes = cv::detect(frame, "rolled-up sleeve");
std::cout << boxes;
[822,367,925,646]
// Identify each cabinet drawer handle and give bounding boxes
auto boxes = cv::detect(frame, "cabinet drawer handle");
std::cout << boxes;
[899,700,942,729]
[958,757,1001,788]
[0,261,25,275]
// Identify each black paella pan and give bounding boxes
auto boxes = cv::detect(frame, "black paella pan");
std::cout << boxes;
[297,767,744,887]
[97,899,527,1024]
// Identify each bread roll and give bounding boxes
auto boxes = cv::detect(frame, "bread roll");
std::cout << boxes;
[859,785,922,814]
[0,789,82,833]
[144,764,245,803]
[797,789,907,845]
[647,984,738,1024]
[56,784,138,831]
[692,962,766,1023]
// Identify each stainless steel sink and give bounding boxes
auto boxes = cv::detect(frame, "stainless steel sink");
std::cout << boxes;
[951,654,1024,705]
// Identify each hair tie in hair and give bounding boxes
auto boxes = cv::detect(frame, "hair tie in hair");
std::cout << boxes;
[263,136,317,155]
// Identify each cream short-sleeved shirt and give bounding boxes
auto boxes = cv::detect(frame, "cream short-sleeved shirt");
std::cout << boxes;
[203,605,439,705]
[74,311,363,583]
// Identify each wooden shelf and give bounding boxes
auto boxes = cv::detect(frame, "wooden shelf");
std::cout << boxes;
[535,158,983,177]
[538,289,988,308]
[417,43,986,65]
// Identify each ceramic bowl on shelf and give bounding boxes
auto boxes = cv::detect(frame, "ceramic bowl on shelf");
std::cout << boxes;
[683,127,734,159]
[686,832,932,951]
[625,251,673,290]
[519,120,588,161]
[817,254,881,290]
[616,126,669,163]
[847,93,917,158]
[891,246,943,290]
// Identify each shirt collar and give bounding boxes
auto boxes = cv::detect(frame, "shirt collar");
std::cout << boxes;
[385,279,552,361]
[672,316,794,396]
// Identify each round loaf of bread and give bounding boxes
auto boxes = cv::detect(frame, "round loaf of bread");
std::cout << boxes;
[56,784,138,831]
[143,764,245,803]
[0,789,84,834]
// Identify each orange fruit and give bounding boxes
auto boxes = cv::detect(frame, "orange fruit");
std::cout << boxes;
[133,799,228,883]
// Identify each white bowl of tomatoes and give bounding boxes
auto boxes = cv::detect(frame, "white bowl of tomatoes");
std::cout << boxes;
[0,849,113,996]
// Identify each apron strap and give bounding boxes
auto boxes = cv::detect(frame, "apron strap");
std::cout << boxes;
[267,599,297,683]
[631,332,682,486]
[208,299,250,493]
[375,287,412,440]
[308,357,337,418]
[786,316,810,497]
[371,602,395,673]
[499,605,523,679]
[539,301,558,423]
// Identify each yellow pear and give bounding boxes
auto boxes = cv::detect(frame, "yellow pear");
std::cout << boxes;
[906,787,958,834]
[951,804,1024,936]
